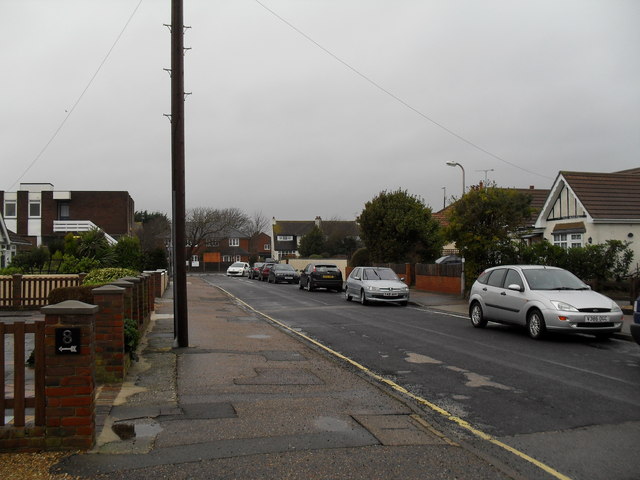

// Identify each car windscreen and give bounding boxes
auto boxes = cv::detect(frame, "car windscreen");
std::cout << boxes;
[362,268,398,281]
[231,262,244,267]
[522,269,588,290]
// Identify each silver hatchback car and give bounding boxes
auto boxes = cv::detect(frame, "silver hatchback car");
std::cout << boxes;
[468,265,623,339]
[345,267,409,306]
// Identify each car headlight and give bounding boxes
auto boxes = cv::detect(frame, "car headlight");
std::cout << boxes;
[550,300,579,312]
[611,301,622,313]
[366,286,378,292]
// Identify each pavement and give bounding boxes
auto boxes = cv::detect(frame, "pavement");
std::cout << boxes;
[49,277,635,479]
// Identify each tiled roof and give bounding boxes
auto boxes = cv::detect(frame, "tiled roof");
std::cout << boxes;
[273,220,359,238]
[561,170,640,220]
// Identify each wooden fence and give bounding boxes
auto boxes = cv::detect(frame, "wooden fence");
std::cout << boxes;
[0,274,82,309]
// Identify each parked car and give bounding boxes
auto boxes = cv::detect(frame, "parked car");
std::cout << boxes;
[468,265,624,340]
[248,262,264,279]
[631,296,640,345]
[344,266,409,306]
[268,264,299,284]
[226,262,250,277]
[435,255,462,264]
[258,262,276,281]
[299,263,343,292]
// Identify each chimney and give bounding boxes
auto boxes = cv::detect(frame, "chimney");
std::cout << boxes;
[529,186,535,189]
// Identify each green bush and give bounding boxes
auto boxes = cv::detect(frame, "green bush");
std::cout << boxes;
[48,285,100,305]
[349,247,370,267]
[124,318,140,353]
[82,267,140,286]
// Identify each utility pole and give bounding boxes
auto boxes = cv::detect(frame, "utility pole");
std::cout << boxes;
[171,0,188,347]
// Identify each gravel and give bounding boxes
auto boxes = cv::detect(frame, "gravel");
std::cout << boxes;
[0,452,79,480]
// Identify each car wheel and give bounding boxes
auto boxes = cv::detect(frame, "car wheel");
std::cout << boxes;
[298,281,304,290]
[307,280,314,292]
[470,302,487,328]
[359,290,368,305]
[345,289,351,302]
[527,309,546,340]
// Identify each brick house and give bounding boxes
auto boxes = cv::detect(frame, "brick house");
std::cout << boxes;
[271,216,360,260]
[189,229,272,271]
[0,183,135,247]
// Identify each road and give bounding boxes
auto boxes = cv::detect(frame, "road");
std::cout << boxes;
[206,274,640,480]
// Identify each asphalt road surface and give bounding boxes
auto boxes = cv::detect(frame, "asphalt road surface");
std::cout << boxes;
[205,274,640,480]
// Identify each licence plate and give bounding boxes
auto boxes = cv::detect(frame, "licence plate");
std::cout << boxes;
[322,275,334,279]
[383,292,396,297]
[584,315,607,322]
[285,276,293,280]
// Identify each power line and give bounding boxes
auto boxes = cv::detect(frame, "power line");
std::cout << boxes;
[252,0,552,180]
[7,0,144,191]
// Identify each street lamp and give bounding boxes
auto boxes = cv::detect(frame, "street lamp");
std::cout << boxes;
[446,161,465,196]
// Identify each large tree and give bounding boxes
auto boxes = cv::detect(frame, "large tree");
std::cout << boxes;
[444,184,533,278]
[357,189,443,263]
[298,226,326,257]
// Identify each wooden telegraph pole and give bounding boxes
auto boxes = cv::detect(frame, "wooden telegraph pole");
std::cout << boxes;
[171,0,188,347]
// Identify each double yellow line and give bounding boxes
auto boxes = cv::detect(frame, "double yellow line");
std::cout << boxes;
[223,287,572,480]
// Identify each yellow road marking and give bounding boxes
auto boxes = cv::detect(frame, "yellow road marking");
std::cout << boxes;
[221,287,573,480]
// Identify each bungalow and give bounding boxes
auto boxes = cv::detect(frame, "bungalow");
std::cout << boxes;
[533,169,640,269]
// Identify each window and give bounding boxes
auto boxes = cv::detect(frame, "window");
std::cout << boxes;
[234,255,241,262]
[207,239,219,247]
[277,235,293,241]
[4,201,16,217]
[264,243,270,251]
[59,203,70,219]
[29,201,41,217]
[487,269,507,288]
[191,255,199,263]
[504,269,524,290]
[570,233,583,248]
[553,233,567,249]
[229,238,239,247]
[223,255,232,262]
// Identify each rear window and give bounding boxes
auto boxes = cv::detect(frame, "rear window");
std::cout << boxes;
[314,265,339,272]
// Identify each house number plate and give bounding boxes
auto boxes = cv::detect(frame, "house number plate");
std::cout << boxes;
[55,328,81,354]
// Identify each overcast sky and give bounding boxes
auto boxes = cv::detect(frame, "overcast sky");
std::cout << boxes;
[2,0,638,223]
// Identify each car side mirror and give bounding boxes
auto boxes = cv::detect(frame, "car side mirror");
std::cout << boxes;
[507,284,522,292]
[400,277,406,282]
[354,276,360,280]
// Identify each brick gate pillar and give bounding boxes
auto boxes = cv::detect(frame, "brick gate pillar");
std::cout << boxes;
[41,300,98,450]
[92,285,126,383]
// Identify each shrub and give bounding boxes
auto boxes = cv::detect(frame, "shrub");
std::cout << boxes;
[82,267,140,286]
[349,247,370,267]
[48,285,99,305]
[124,318,140,353]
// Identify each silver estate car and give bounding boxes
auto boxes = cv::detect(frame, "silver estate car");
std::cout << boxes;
[345,267,409,306]
[468,265,624,340]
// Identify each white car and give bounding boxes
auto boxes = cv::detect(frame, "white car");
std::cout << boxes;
[345,267,409,306]
[226,262,250,277]
[468,265,624,340]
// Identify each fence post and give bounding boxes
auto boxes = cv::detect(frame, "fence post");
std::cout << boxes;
[92,285,126,383]
[41,300,98,450]
[12,274,22,308]
[110,280,134,322]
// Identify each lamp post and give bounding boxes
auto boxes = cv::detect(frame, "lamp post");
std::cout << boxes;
[446,161,465,196]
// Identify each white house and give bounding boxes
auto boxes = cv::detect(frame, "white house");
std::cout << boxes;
[534,168,640,271]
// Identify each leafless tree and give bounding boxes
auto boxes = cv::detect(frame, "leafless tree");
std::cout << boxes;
[243,210,270,257]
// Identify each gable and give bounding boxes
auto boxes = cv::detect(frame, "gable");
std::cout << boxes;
[545,181,587,221]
